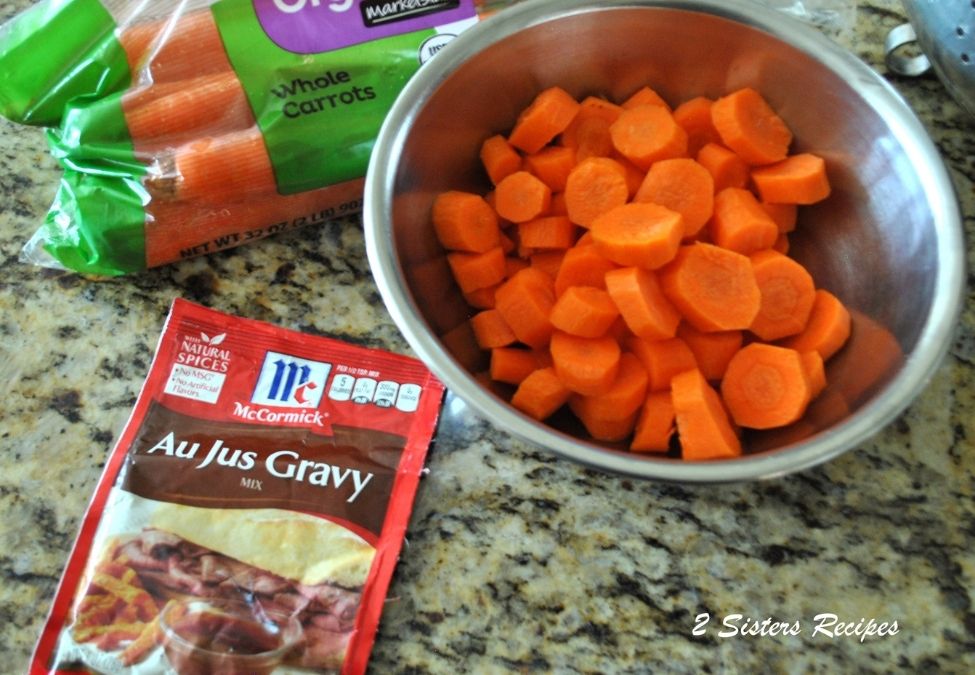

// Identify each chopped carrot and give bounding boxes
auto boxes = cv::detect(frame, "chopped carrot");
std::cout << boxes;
[518,215,576,249]
[779,289,851,360]
[553,242,618,296]
[569,400,640,442]
[710,187,779,255]
[563,157,630,228]
[772,232,790,255]
[480,134,523,185]
[677,323,743,381]
[447,246,507,294]
[589,202,684,269]
[470,309,517,349]
[696,142,750,192]
[569,353,648,420]
[511,367,571,420]
[761,202,798,233]
[550,331,621,396]
[614,155,647,199]
[490,347,539,385]
[494,267,556,349]
[627,336,698,391]
[561,96,623,161]
[494,170,552,223]
[440,320,487,372]
[721,343,812,429]
[499,230,517,255]
[673,96,720,157]
[529,250,566,279]
[549,286,620,338]
[671,368,742,460]
[604,267,681,340]
[562,97,623,137]
[610,104,688,170]
[508,86,582,154]
[548,191,568,216]
[505,256,530,278]
[149,127,277,204]
[621,86,671,111]
[524,146,576,192]
[801,350,827,399]
[633,158,714,237]
[659,242,761,332]
[751,153,831,204]
[631,390,676,453]
[432,190,501,253]
[463,284,498,310]
[748,249,816,341]
[710,87,792,165]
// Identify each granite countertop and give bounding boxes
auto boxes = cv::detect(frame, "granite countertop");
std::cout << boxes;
[2,0,974,672]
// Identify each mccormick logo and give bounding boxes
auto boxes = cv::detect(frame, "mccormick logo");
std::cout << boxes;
[251,351,331,408]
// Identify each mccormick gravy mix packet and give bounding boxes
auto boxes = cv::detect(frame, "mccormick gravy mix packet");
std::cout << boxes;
[31,299,445,674]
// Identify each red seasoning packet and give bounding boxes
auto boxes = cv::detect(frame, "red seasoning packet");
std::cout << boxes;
[30,298,445,674]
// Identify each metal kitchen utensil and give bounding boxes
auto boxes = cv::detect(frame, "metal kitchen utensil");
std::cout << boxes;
[885,0,975,116]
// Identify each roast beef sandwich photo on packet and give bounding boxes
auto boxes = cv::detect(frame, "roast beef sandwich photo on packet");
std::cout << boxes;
[30,298,446,674]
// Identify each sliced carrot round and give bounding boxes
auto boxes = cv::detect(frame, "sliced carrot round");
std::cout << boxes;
[589,202,683,269]
[550,331,621,396]
[721,343,812,429]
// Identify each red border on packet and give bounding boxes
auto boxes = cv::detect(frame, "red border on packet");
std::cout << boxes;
[30,298,445,674]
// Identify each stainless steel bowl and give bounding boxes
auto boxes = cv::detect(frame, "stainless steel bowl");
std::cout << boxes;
[364,0,965,481]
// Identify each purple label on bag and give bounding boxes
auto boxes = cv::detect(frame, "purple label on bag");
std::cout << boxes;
[253,0,475,54]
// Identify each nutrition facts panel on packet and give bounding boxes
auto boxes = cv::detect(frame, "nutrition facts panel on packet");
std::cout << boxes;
[327,373,423,413]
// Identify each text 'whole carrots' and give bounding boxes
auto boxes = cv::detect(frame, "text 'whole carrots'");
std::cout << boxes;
[432,84,851,461]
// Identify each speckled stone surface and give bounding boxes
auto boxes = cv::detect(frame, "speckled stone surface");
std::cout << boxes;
[1,0,974,672]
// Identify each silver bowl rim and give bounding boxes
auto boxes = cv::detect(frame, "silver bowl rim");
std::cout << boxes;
[364,0,966,482]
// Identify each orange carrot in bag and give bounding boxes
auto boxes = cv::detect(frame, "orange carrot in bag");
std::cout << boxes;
[511,367,571,420]
[721,343,812,429]
[470,309,517,349]
[447,246,507,294]
[149,126,277,204]
[710,87,792,165]
[550,331,621,396]
[710,187,779,255]
[494,267,557,349]
[751,153,831,204]
[604,266,681,340]
[779,289,852,360]
[610,104,688,170]
[659,243,761,332]
[480,134,523,185]
[494,170,552,223]
[563,157,630,228]
[589,202,684,269]
[549,286,620,338]
[432,190,501,253]
[633,158,714,237]
[748,249,816,341]
[144,177,364,267]
[122,72,254,150]
[120,10,233,84]
[508,86,581,154]
[631,390,677,453]
[671,368,741,460]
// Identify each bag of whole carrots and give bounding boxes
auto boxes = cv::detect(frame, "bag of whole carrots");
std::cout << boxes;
[0,0,510,276]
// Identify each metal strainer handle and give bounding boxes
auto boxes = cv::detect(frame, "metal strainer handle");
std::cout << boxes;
[884,22,932,77]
